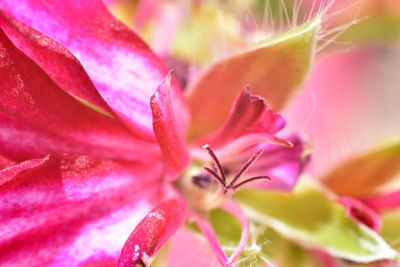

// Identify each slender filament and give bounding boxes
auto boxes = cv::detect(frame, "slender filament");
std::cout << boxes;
[202,144,226,182]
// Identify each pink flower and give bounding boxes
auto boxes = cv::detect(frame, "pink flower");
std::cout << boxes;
[0,1,310,266]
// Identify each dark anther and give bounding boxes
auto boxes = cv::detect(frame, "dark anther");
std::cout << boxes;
[192,173,213,189]
[201,144,272,192]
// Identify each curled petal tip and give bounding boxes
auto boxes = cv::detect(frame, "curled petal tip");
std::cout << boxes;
[244,85,251,91]
[338,197,383,232]
[272,136,294,147]
[118,198,186,267]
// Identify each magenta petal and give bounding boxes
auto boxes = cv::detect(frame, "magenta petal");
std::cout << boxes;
[0,11,112,114]
[0,154,164,266]
[0,30,160,162]
[78,256,116,267]
[363,190,400,212]
[338,197,383,232]
[118,195,187,267]
[197,86,286,148]
[151,75,190,181]
[0,0,190,139]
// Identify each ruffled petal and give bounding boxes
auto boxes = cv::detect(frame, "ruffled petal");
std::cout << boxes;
[338,197,383,232]
[118,194,187,267]
[0,154,164,266]
[195,86,286,148]
[0,10,112,114]
[0,29,159,162]
[0,0,190,139]
[151,75,190,181]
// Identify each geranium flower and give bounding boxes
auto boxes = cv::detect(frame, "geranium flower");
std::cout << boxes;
[0,0,316,266]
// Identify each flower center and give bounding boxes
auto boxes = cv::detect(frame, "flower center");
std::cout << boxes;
[176,144,271,212]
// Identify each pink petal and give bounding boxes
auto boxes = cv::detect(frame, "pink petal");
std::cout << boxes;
[167,227,218,267]
[0,30,159,162]
[0,0,190,140]
[338,197,383,232]
[222,134,310,191]
[78,256,116,267]
[151,74,190,181]
[195,86,286,148]
[0,154,165,266]
[222,200,250,265]
[0,11,112,114]
[190,212,229,266]
[118,195,187,267]
[363,190,400,212]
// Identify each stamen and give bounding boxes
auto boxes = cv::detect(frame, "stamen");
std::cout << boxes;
[202,144,226,183]
[232,176,271,190]
[203,166,226,188]
[201,144,271,193]
[228,148,264,188]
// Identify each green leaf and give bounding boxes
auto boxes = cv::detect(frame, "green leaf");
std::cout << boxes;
[260,227,330,267]
[322,133,400,197]
[206,210,331,267]
[381,209,400,253]
[151,241,170,267]
[186,17,321,139]
[233,181,398,263]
